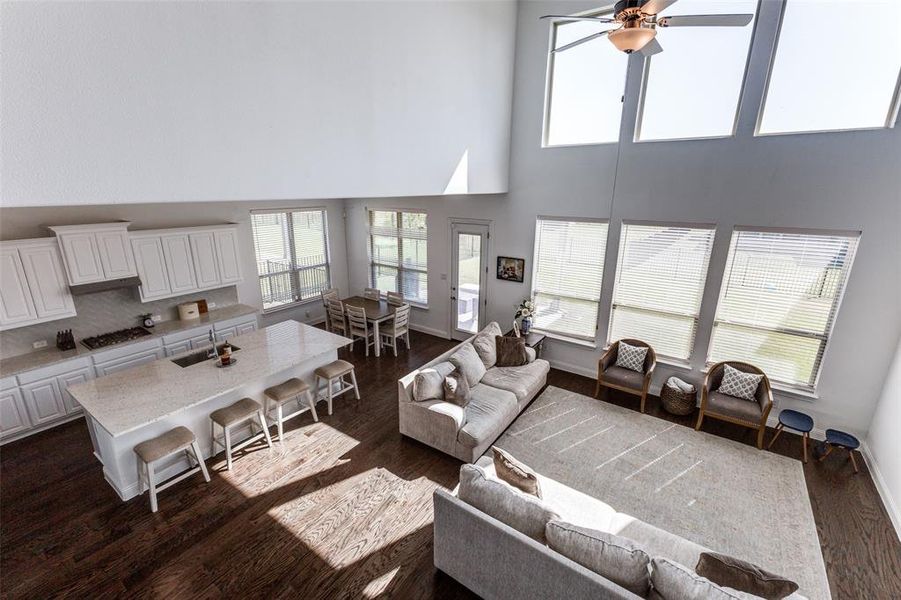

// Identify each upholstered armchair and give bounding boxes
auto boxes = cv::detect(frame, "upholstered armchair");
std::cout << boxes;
[595,339,657,413]
[696,361,773,449]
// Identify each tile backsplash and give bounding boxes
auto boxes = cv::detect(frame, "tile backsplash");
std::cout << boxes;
[0,286,239,359]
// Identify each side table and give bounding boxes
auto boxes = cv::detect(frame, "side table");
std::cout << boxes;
[504,330,546,359]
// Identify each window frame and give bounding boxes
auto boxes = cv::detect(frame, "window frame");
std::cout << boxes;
[607,220,716,361]
[755,0,901,137]
[633,0,762,143]
[250,207,332,314]
[705,226,861,392]
[529,215,610,344]
[367,208,429,308]
[541,8,624,149]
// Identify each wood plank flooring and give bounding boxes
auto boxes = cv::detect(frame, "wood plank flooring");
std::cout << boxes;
[2,330,899,599]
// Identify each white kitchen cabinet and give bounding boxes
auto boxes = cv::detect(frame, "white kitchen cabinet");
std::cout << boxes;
[213,326,237,342]
[57,366,94,414]
[0,247,38,328]
[163,340,192,357]
[236,321,257,336]
[213,314,257,342]
[0,378,31,440]
[18,241,77,320]
[214,228,243,284]
[190,231,221,289]
[20,377,68,426]
[160,234,198,294]
[131,236,172,301]
[94,349,164,377]
[18,358,95,421]
[49,223,137,285]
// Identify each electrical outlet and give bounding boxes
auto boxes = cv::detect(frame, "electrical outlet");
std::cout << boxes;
[305,310,311,318]
[33,340,48,349]
[152,314,162,322]
[208,302,217,309]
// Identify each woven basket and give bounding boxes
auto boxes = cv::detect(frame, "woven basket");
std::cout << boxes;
[661,382,697,416]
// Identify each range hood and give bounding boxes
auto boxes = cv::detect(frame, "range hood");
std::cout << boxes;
[69,276,143,296]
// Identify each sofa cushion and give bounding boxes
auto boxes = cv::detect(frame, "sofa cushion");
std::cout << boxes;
[545,520,651,596]
[449,343,487,388]
[412,361,455,402]
[457,385,518,448]
[480,359,550,405]
[650,557,762,600]
[615,341,648,373]
[717,364,763,401]
[472,322,503,368]
[706,391,763,424]
[495,335,529,367]
[696,552,799,600]
[610,513,708,571]
[444,369,471,407]
[458,464,560,543]
[602,365,645,390]
[492,446,541,497]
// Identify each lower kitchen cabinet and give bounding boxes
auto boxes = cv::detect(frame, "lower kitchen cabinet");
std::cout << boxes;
[0,378,32,440]
[20,377,68,426]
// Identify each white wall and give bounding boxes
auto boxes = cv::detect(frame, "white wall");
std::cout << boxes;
[346,0,901,435]
[0,1,516,206]
[867,338,901,538]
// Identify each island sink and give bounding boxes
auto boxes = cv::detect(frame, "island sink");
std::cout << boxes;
[171,344,240,368]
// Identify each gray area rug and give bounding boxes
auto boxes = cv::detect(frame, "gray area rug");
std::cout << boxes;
[491,386,831,600]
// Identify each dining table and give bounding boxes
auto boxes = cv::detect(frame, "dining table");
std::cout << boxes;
[341,296,397,357]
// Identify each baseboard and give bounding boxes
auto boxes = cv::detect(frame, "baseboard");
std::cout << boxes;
[860,441,901,542]
[409,323,449,339]
[306,315,326,326]
[546,358,595,379]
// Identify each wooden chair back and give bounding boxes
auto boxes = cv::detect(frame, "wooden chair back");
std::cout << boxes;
[345,305,368,337]
[363,288,380,301]
[392,304,411,332]
[327,299,346,330]
[321,288,339,307]
[386,291,404,306]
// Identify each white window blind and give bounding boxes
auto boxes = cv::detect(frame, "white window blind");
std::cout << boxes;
[708,229,859,389]
[251,209,330,311]
[608,224,715,360]
[532,218,609,341]
[369,210,428,305]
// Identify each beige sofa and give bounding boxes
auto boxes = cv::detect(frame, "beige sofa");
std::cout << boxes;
[398,322,550,463]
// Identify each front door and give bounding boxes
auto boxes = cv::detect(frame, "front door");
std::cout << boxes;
[450,222,489,340]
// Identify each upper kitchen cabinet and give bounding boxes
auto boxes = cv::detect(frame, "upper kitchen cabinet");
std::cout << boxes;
[130,235,172,301]
[48,223,137,285]
[213,229,243,284]
[0,240,77,331]
[189,231,221,289]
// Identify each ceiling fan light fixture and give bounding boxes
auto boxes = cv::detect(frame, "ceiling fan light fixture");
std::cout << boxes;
[608,26,656,53]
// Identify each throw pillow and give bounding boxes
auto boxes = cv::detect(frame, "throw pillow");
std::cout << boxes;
[615,341,648,373]
[412,361,455,402]
[457,464,560,543]
[472,322,503,368]
[449,343,487,388]
[717,364,764,401]
[443,370,471,407]
[696,552,799,600]
[492,446,541,498]
[546,520,651,596]
[650,557,760,600]
[495,335,529,367]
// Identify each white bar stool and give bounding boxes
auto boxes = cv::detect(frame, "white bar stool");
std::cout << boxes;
[209,397,272,470]
[263,378,318,441]
[134,426,210,513]
[314,359,360,415]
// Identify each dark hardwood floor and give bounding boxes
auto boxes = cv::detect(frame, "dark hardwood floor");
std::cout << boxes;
[2,329,899,599]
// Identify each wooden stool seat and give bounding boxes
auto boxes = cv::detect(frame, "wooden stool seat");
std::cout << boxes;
[134,426,209,513]
[314,359,354,380]
[210,398,272,470]
[314,360,360,416]
[210,397,262,427]
[264,378,318,441]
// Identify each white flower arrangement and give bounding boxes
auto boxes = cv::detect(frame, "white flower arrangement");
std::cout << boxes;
[515,298,535,320]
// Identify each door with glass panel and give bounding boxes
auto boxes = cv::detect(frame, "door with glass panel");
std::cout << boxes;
[450,222,489,340]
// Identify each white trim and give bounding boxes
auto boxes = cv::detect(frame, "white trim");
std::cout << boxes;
[0,412,85,446]
[409,323,449,339]
[546,358,596,379]
[861,440,901,542]
[261,295,321,315]
[537,329,598,349]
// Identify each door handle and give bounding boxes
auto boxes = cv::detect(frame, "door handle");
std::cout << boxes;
[451,296,456,300]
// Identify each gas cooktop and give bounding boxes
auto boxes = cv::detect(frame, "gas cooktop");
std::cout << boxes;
[81,327,152,350]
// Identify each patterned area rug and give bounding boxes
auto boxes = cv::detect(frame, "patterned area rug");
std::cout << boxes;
[491,386,830,600]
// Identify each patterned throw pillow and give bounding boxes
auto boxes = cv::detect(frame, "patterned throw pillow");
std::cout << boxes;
[615,342,648,373]
[717,364,764,401]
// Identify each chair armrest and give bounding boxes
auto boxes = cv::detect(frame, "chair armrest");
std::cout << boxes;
[599,344,617,372]
[756,377,774,423]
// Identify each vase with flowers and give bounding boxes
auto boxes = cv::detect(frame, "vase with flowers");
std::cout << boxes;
[515,298,536,335]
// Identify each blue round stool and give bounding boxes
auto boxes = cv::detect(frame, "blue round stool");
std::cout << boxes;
[767,409,814,462]
[817,429,860,473]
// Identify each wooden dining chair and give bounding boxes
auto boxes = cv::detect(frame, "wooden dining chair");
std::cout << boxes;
[386,291,404,306]
[363,288,381,301]
[345,305,377,357]
[321,288,339,331]
[380,304,411,357]
[326,299,348,336]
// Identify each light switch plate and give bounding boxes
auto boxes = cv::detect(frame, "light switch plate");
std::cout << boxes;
[33,340,48,349]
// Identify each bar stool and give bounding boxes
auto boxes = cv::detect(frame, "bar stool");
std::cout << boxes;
[767,409,814,463]
[263,378,318,441]
[817,428,861,474]
[314,359,360,415]
[209,398,272,470]
[134,426,210,513]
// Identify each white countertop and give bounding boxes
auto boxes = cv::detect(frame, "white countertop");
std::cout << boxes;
[68,321,351,438]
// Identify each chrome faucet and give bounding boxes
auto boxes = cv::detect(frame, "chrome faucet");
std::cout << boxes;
[207,329,217,359]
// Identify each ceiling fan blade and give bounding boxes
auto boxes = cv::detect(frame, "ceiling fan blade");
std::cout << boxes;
[553,29,614,53]
[642,0,679,15]
[639,38,663,56]
[658,14,754,27]
[540,14,616,23]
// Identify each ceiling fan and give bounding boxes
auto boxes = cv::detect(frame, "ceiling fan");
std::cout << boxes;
[541,0,753,56]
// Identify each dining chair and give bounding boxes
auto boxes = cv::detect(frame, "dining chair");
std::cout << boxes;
[321,288,339,331]
[380,303,411,357]
[363,287,381,301]
[345,305,377,357]
[327,299,348,336]
[386,291,404,306]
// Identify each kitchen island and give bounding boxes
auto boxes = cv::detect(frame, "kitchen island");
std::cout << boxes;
[67,320,352,501]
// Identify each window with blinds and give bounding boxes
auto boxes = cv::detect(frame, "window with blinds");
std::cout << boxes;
[707,229,859,390]
[531,218,609,341]
[250,209,330,311]
[608,223,715,360]
[369,210,428,305]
